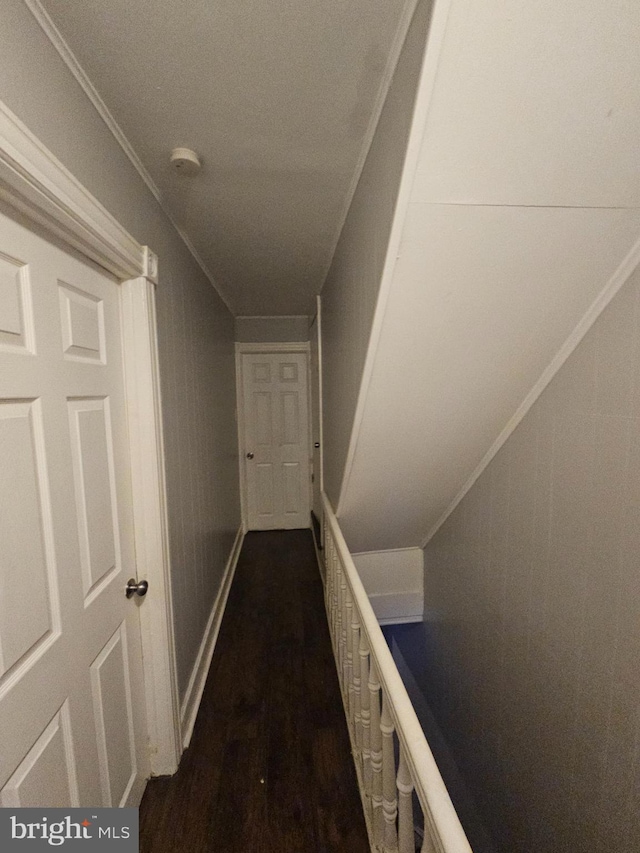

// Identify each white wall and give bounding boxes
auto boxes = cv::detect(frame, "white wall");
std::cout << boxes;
[235,315,309,342]
[0,0,241,703]
[422,264,640,852]
[320,0,434,506]
[353,548,423,624]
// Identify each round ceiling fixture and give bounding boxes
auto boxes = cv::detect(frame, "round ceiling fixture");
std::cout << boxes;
[170,147,201,176]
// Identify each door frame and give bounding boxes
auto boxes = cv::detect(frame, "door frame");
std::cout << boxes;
[310,295,324,500]
[0,101,181,776]
[235,341,312,532]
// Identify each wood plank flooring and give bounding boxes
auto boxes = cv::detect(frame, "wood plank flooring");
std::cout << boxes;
[140,530,370,853]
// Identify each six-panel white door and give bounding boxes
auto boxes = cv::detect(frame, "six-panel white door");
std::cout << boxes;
[242,351,310,530]
[0,209,149,807]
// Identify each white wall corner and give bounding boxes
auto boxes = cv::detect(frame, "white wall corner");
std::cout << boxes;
[352,547,424,625]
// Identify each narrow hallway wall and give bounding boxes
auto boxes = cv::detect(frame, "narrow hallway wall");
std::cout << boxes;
[0,0,241,705]
[422,265,640,853]
[234,315,310,342]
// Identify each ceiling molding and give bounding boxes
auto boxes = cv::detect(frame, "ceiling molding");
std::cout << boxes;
[316,0,420,293]
[0,98,147,281]
[165,216,235,315]
[23,0,236,315]
[421,229,640,548]
[235,341,310,354]
[235,314,310,320]
[23,0,160,200]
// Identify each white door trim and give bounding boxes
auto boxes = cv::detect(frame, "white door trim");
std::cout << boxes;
[235,341,312,531]
[314,296,324,495]
[0,100,181,775]
[236,342,312,354]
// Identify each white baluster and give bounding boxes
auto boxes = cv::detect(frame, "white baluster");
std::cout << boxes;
[397,744,414,853]
[329,541,337,639]
[335,561,343,672]
[369,657,384,848]
[321,498,473,853]
[381,692,398,851]
[345,588,354,715]
[324,534,331,606]
[331,545,339,642]
[339,568,348,695]
[323,537,331,609]
[351,613,362,755]
[359,634,372,812]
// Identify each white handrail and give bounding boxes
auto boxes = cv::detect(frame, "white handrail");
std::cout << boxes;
[322,492,473,853]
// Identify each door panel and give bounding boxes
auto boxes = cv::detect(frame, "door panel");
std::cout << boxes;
[281,391,299,444]
[58,281,105,364]
[0,209,148,808]
[0,399,59,677]
[0,703,78,808]
[68,397,119,601]
[90,625,137,807]
[242,351,310,530]
[282,462,301,515]
[0,250,34,353]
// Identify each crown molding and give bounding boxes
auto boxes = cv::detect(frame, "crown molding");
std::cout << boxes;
[23,0,160,201]
[0,98,148,281]
[23,0,235,314]
[235,341,310,354]
[235,314,311,320]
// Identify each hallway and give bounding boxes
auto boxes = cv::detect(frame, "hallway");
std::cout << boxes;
[139,530,369,852]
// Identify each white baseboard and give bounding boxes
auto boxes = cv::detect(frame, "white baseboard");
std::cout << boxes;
[179,525,244,749]
[378,614,424,626]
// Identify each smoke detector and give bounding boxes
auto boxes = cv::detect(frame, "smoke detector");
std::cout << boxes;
[170,147,201,176]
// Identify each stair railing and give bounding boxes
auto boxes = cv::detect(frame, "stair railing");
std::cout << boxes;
[321,492,473,853]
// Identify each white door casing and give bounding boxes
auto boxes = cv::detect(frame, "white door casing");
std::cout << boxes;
[237,344,311,530]
[0,211,148,806]
[310,296,324,526]
[0,101,181,781]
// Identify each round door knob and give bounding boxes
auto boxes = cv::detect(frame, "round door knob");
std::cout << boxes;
[246,452,254,459]
[125,578,149,599]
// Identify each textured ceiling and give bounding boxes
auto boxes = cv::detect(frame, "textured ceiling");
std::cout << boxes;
[38,0,407,315]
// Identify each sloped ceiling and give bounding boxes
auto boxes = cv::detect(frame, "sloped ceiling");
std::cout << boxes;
[35,0,408,314]
[337,0,640,552]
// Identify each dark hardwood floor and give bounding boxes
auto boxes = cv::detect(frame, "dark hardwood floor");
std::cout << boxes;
[140,530,370,853]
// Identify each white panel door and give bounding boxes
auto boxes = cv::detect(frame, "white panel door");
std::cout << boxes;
[242,352,310,530]
[0,209,149,808]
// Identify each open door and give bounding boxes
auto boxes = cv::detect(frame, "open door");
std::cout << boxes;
[0,208,150,807]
